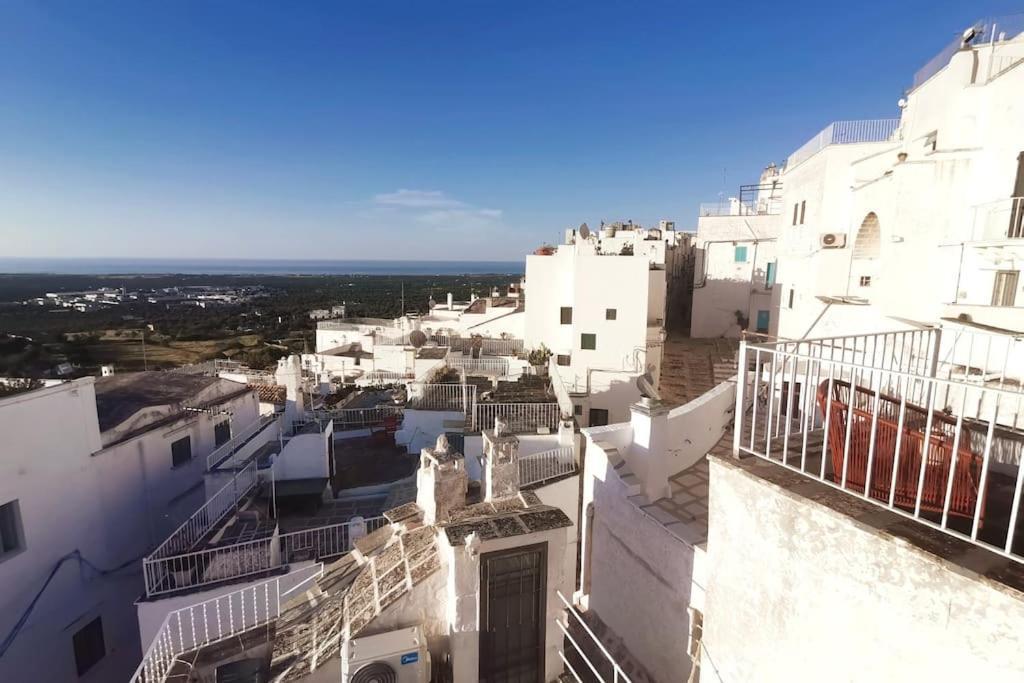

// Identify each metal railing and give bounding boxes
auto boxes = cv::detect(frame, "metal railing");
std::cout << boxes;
[698,197,783,217]
[556,591,632,683]
[375,332,411,346]
[520,446,576,487]
[313,405,403,430]
[130,563,324,683]
[734,328,1024,563]
[144,537,278,598]
[913,14,1024,90]
[446,353,510,376]
[407,382,477,413]
[970,197,1024,241]
[786,119,900,170]
[206,414,280,471]
[474,402,561,433]
[144,462,259,596]
[279,516,388,564]
[440,335,525,356]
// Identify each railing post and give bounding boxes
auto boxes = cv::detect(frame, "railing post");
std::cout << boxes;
[733,341,747,458]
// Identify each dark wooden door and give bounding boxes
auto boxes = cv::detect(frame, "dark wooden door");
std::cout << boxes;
[479,544,547,683]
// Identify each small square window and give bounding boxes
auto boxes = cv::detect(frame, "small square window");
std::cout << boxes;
[580,333,596,350]
[734,246,748,262]
[560,307,573,325]
[0,500,25,558]
[73,616,106,676]
[214,421,231,448]
[859,276,872,287]
[573,404,582,416]
[556,354,571,366]
[605,308,617,320]
[171,435,192,468]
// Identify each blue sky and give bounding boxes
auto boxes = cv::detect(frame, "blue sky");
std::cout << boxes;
[1,1,1018,261]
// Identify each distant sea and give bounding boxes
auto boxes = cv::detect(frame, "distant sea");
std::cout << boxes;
[0,258,525,276]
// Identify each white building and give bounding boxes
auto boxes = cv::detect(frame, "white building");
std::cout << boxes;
[691,166,782,338]
[772,23,1024,340]
[573,16,1024,683]
[524,221,688,426]
[0,373,260,682]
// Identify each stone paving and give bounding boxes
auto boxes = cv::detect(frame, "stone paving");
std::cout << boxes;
[659,336,738,407]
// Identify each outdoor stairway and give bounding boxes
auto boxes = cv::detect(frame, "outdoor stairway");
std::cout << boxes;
[659,337,738,407]
[269,553,362,682]
[561,605,659,683]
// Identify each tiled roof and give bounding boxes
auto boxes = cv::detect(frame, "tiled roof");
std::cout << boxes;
[253,384,286,404]
[441,491,572,545]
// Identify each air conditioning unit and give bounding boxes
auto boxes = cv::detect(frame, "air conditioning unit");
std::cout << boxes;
[342,626,430,683]
[820,232,847,249]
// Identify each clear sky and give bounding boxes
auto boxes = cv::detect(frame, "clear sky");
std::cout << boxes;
[1,1,1019,261]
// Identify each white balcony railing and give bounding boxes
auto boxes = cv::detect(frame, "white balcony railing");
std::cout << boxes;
[279,516,388,564]
[407,382,477,413]
[474,402,561,433]
[734,327,1024,563]
[440,335,525,356]
[520,446,576,487]
[206,413,280,471]
[144,515,390,598]
[130,563,324,683]
[312,406,403,431]
[144,462,259,596]
[786,119,900,170]
[971,196,1024,241]
[446,353,510,376]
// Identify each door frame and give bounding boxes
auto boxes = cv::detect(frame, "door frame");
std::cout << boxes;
[478,542,548,682]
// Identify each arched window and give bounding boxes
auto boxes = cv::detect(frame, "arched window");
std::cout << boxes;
[853,212,881,259]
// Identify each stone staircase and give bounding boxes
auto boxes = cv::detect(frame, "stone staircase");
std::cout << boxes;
[659,337,738,407]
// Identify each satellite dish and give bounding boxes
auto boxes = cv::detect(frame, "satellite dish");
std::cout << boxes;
[409,330,427,348]
[579,223,590,240]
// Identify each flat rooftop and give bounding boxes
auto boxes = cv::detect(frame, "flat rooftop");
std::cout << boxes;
[94,371,224,431]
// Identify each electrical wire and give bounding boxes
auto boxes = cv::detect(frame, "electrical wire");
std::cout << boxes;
[0,549,142,660]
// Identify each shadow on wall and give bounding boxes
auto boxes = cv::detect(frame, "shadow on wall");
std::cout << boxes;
[582,450,701,682]
[692,276,780,339]
[585,373,642,426]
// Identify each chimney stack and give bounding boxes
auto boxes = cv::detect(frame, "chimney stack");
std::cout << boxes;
[481,417,520,501]
[416,435,467,524]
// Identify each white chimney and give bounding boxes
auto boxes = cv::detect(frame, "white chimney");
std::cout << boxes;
[481,420,520,502]
[416,435,467,524]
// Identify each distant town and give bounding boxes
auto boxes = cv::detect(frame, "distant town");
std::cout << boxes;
[25,284,273,312]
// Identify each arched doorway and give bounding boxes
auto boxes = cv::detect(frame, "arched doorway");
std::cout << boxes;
[850,212,881,296]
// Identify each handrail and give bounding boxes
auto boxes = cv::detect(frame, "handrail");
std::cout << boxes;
[556,590,632,683]
[520,446,576,487]
[148,462,258,560]
[130,564,324,683]
[206,413,280,471]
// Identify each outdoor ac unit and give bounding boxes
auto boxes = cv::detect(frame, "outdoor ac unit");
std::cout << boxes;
[820,232,847,249]
[341,626,430,683]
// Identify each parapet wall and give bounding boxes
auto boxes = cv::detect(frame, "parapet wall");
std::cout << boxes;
[702,455,1024,683]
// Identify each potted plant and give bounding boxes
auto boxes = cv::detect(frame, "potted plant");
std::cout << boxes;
[527,344,552,377]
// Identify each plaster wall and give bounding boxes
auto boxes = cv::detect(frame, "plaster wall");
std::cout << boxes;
[579,439,703,682]
[691,214,780,338]
[443,526,574,683]
[0,380,138,683]
[701,456,1024,683]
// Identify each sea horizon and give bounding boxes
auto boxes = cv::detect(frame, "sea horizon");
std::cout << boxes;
[0,257,525,276]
